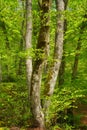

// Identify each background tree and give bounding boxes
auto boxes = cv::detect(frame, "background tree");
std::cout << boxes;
[25,0,32,100]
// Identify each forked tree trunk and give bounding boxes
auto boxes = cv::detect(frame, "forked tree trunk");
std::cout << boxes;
[30,0,51,128]
[25,0,32,99]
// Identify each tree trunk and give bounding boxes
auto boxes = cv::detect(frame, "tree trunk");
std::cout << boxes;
[1,21,10,81]
[46,0,64,95]
[71,14,87,80]
[44,0,64,116]
[67,15,87,125]
[58,0,68,86]
[25,0,32,99]
[57,1,68,124]
[0,63,2,82]
[71,40,81,80]
[30,0,51,128]
[17,0,25,75]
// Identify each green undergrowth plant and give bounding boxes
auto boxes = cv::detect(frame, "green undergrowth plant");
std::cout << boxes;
[45,86,86,129]
[0,82,30,127]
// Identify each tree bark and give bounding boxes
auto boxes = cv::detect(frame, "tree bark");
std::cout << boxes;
[25,0,32,99]
[44,0,64,116]
[45,0,64,96]
[30,0,51,128]
[58,0,68,86]
[57,1,69,124]
[71,40,81,80]
[17,0,25,75]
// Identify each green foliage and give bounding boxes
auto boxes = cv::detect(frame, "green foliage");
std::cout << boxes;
[45,86,85,128]
[0,0,87,129]
[0,82,30,127]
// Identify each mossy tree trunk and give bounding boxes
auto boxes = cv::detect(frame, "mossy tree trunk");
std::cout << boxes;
[30,0,51,128]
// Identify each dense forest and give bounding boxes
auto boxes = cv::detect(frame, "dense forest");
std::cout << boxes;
[0,0,87,130]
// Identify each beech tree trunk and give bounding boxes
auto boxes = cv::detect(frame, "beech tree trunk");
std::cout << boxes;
[58,0,68,86]
[44,0,64,115]
[45,0,64,96]
[30,0,51,128]
[57,1,69,124]
[25,0,32,99]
